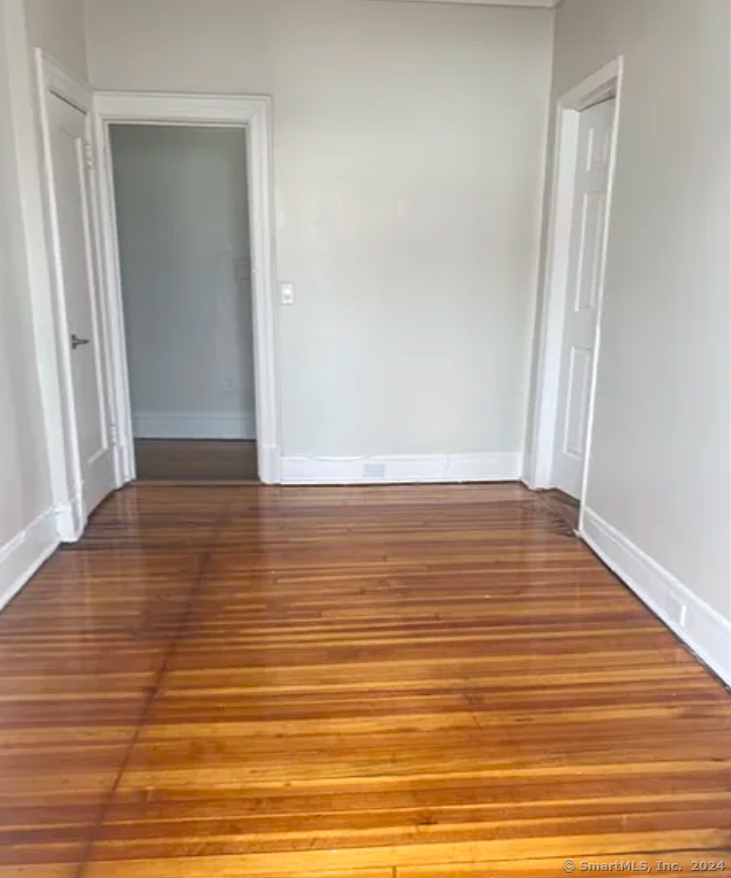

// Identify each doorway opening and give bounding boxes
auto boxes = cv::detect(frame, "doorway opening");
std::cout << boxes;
[109,123,258,482]
[93,91,280,489]
[527,58,623,535]
[36,70,280,533]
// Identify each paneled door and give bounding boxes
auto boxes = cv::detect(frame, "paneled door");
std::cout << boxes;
[553,97,616,499]
[46,90,116,522]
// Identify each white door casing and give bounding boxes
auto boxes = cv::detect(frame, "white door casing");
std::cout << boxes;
[93,92,281,484]
[552,98,616,499]
[44,90,116,521]
[525,58,623,503]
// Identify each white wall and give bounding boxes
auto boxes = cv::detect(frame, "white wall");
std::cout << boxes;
[25,0,88,78]
[0,0,89,607]
[536,0,730,677]
[85,0,554,472]
[111,125,256,440]
[0,2,52,544]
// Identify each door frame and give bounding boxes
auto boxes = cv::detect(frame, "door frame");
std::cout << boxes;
[93,91,282,485]
[35,51,111,540]
[525,57,624,522]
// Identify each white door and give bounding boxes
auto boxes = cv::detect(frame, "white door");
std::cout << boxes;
[553,98,616,499]
[47,93,116,519]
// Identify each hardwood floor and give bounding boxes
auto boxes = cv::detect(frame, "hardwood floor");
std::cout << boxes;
[135,439,258,482]
[539,489,580,533]
[0,483,729,877]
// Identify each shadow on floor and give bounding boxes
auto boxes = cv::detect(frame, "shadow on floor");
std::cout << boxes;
[134,439,258,481]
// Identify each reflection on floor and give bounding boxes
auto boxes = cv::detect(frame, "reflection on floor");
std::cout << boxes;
[1,483,729,876]
[539,488,581,533]
[135,438,258,481]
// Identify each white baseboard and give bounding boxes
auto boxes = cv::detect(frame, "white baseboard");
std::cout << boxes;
[281,452,522,485]
[581,507,731,686]
[133,410,257,440]
[257,444,280,485]
[54,496,86,543]
[0,508,60,613]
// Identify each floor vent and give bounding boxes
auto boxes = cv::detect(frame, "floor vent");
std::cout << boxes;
[363,462,387,479]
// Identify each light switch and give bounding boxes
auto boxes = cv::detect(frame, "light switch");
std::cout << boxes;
[280,282,295,305]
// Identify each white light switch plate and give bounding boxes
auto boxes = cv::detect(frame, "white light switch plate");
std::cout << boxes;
[281,282,295,305]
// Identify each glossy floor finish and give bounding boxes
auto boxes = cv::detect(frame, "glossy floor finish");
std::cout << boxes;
[540,489,580,534]
[0,484,729,878]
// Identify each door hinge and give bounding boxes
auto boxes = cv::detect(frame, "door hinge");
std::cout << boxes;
[84,141,94,170]
[109,422,118,447]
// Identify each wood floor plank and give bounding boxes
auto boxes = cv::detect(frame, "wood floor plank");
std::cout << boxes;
[80,834,731,877]
[0,483,728,877]
[401,851,731,876]
[135,439,259,482]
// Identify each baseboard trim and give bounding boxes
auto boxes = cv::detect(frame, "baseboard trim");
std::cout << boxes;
[281,452,522,485]
[54,496,86,543]
[0,508,60,613]
[581,507,731,686]
[257,444,280,485]
[133,411,257,440]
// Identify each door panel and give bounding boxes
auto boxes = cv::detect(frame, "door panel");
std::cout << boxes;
[574,191,607,313]
[563,345,593,459]
[553,98,615,499]
[48,93,116,519]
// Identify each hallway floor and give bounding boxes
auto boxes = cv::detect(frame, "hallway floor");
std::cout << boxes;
[0,484,729,877]
[135,439,259,482]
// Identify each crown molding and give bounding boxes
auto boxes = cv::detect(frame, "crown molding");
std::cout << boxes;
[360,0,559,7]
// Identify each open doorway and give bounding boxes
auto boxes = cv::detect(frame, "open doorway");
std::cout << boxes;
[32,85,279,518]
[94,92,279,487]
[109,124,258,482]
[527,59,623,534]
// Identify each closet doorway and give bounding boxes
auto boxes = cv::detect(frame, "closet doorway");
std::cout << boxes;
[110,123,257,481]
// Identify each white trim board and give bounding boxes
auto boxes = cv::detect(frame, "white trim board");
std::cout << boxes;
[133,411,257,440]
[0,509,59,613]
[281,452,522,485]
[581,507,731,687]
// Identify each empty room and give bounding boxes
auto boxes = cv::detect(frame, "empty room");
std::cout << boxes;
[0,0,729,875]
